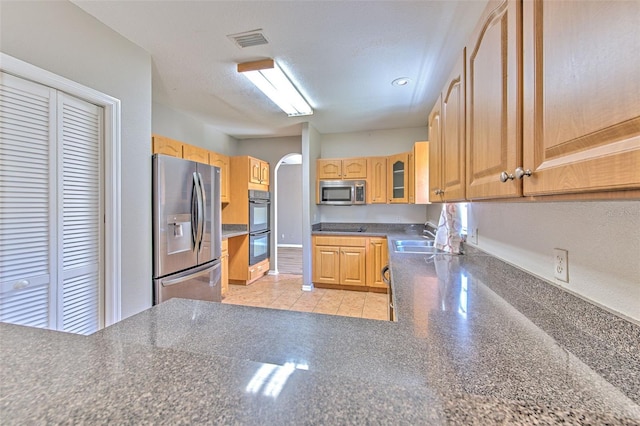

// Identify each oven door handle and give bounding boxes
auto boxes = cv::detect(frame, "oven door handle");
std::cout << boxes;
[249,230,270,236]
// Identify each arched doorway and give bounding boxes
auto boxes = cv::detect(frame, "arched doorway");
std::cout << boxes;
[273,153,303,275]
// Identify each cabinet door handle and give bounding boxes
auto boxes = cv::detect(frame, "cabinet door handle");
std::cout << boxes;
[381,265,390,284]
[515,167,532,179]
[499,171,515,182]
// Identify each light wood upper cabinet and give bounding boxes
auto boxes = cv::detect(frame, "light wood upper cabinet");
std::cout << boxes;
[224,155,270,224]
[342,158,367,179]
[152,134,183,158]
[249,157,262,184]
[367,238,388,289]
[427,53,465,202]
[367,157,387,204]
[152,134,232,202]
[411,142,430,204]
[408,150,415,204]
[182,144,209,165]
[247,156,269,188]
[317,159,342,179]
[429,97,443,202]
[522,0,640,196]
[260,161,270,187]
[466,0,521,200]
[209,152,230,203]
[441,52,467,202]
[317,158,367,179]
[387,153,409,203]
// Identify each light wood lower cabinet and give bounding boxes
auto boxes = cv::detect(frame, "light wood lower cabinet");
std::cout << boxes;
[367,238,389,290]
[312,236,366,287]
[227,234,269,285]
[312,235,388,293]
[221,239,229,297]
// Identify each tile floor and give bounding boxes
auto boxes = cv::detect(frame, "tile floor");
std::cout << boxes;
[222,273,389,321]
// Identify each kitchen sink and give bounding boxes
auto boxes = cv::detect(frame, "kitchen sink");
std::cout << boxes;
[392,239,442,253]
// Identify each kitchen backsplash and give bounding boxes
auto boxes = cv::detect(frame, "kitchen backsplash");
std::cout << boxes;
[319,204,428,224]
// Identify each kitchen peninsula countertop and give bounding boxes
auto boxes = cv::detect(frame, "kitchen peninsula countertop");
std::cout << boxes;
[222,224,248,239]
[2,224,639,424]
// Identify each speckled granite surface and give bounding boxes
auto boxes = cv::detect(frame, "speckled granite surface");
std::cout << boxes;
[2,223,639,424]
[222,224,247,239]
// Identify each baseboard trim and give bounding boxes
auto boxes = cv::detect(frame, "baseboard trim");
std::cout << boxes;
[278,244,303,248]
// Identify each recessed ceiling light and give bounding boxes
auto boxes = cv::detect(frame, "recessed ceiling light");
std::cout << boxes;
[392,77,411,87]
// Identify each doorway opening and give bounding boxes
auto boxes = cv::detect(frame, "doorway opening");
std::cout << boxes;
[273,153,303,275]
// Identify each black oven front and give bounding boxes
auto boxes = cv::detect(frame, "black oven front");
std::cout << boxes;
[249,230,270,265]
[248,190,270,233]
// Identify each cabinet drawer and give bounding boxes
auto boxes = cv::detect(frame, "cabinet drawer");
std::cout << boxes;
[313,235,366,247]
[249,259,269,281]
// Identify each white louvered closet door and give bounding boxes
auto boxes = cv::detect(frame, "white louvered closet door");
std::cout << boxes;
[0,72,103,334]
[0,72,56,329]
[57,93,103,334]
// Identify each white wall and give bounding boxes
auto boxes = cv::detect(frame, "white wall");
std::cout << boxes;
[457,201,640,322]
[277,165,303,245]
[0,0,153,319]
[320,127,429,223]
[321,204,427,224]
[303,123,322,288]
[235,136,301,170]
[321,127,427,157]
[152,102,237,155]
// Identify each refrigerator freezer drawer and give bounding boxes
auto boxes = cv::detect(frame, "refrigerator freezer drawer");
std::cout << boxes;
[154,260,222,305]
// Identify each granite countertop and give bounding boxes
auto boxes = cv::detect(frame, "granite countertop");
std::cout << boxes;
[2,223,639,424]
[222,224,248,239]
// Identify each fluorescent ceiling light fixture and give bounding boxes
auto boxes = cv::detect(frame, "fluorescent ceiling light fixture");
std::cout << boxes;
[238,59,313,117]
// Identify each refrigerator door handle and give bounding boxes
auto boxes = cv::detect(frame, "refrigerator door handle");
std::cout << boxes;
[192,171,204,252]
[160,261,220,287]
[191,172,199,249]
[197,171,206,254]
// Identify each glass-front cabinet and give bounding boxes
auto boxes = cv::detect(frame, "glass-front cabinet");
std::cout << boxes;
[387,153,409,203]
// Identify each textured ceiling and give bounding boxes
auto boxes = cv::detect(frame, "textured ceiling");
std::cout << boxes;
[73,1,488,139]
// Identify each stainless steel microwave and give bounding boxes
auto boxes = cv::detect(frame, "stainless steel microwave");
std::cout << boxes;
[319,180,366,205]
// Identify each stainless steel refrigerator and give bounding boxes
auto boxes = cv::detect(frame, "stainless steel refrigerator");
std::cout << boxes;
[152,154,222,304]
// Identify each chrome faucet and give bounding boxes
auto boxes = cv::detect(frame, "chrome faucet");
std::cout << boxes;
[423,221,437,239]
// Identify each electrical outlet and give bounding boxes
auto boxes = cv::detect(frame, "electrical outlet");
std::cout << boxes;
[554,248,569,282]
[470,228,478,245]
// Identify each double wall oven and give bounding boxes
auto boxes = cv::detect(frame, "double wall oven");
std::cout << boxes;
[248,190,270,265]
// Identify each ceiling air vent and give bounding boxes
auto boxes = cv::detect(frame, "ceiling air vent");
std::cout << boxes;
[227,29,269,49]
